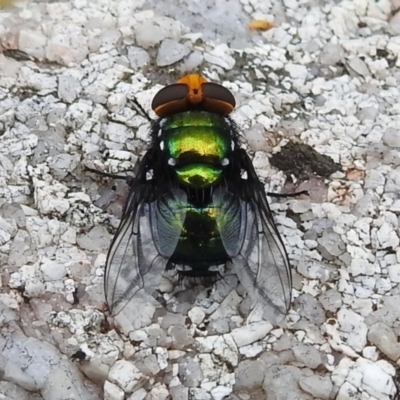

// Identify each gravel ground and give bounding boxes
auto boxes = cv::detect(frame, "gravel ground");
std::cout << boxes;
[1,0,400,399]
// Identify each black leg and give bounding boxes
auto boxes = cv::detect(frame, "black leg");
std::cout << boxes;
[267,190,309,198]
[128,98,153,122]
[84,166,134,182]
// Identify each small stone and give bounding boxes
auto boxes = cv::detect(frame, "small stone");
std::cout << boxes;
[319,44,344,65]
[104,121,133,143]
[104,381,124,400]
[108,360,143,393]
[362,346,379,361]
[46,33,89,65]
[147,384,169,400]
[1,327,93,398]
[160,313,186,330]
[337,309,368,352]
[367,322,400,361]
[135,17,182,49]
[263,365,313,400]
[188,307,205,325]
[40,259,67,281]
[204,44,235,70]
[234,360,265,390]
[377,222,399,249]
[284,64,308,80]
[0,203,26,228]
[350,358,396,399]
[388,264,400,282]
[127,46,150,69]
[180,50,204,72]
[347,57,370,76]
[58,75,81,103]
[299,375,333,400]
[0,216,15,245]
[213,334,238,367]
[19,29,47,59]
[210,385,232,400]
[292,344,324,369]
[127,388,147,400]
[383,127,400,148]
[48,153,79,179]
[178,357,203,387]
[389,10,400,35]
[245,124,269,152]
[364,170,385,189]
[319,289,342,312]
[165,322,191,348]
[356,106,379,122]
[318,229,344,257]
[156,39,190,67]
[76,226,111,252]
[231,321,273,347]
[0,381,32,400]
[293,294,325,326]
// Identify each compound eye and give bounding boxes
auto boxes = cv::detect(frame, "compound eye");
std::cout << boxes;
[151,83,189,117]
[202,82,236,114]
[151,74,237,117]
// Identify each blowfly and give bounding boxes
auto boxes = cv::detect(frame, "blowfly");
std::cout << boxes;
[103,74,292,323]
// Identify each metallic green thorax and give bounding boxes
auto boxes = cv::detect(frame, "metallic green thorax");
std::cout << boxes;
[161,111,231,188]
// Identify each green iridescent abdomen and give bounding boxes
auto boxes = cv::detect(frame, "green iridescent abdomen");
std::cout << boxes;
[171,207,228,270]
[161,111,231,188]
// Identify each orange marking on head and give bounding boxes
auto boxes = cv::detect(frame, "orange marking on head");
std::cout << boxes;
[177,74,208,105]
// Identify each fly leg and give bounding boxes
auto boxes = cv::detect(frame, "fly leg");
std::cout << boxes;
[267,190,308,198]
[84,166,135,185]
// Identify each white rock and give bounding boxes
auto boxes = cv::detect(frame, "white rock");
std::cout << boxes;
[40,258,67,281]
[388,264,400,282]
[127,46,150,69]
[377,222,399,249]
[104,381,124,400]
[352,358,396,399]
[147,384,169,399]
[188,306,206,325]
[212,334,238,367]
[231,321,273,347]
[0,216,14,245]
[389,10,400,34]
[127,388,147,400]
[135,17,182,49]
[337,309,367,352]
[367,322,400,361]
[19,30,47,59]
[108,360,143,393]
[299,375,333,400]
[204,44,235,70]
[155,347,169,370]
[210,385,232,400]
[292,344,324,369]
[284,64,308,80]
[58,75,81,103]
[362,346,379,361]
[336,381,359,400]
[156,39,190,67]
[347,57,370,76]
[104,122,133,143]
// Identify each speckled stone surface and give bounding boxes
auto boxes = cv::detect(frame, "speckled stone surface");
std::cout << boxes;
[0,0,400,399]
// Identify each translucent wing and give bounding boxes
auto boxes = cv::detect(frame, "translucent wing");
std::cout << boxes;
[214,151,292,324]
[105,182,187,315]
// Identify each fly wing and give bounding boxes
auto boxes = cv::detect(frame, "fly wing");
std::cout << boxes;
[105,183,186,315]
[213,152,292,324]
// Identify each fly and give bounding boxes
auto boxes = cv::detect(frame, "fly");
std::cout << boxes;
[91,74,300,324]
